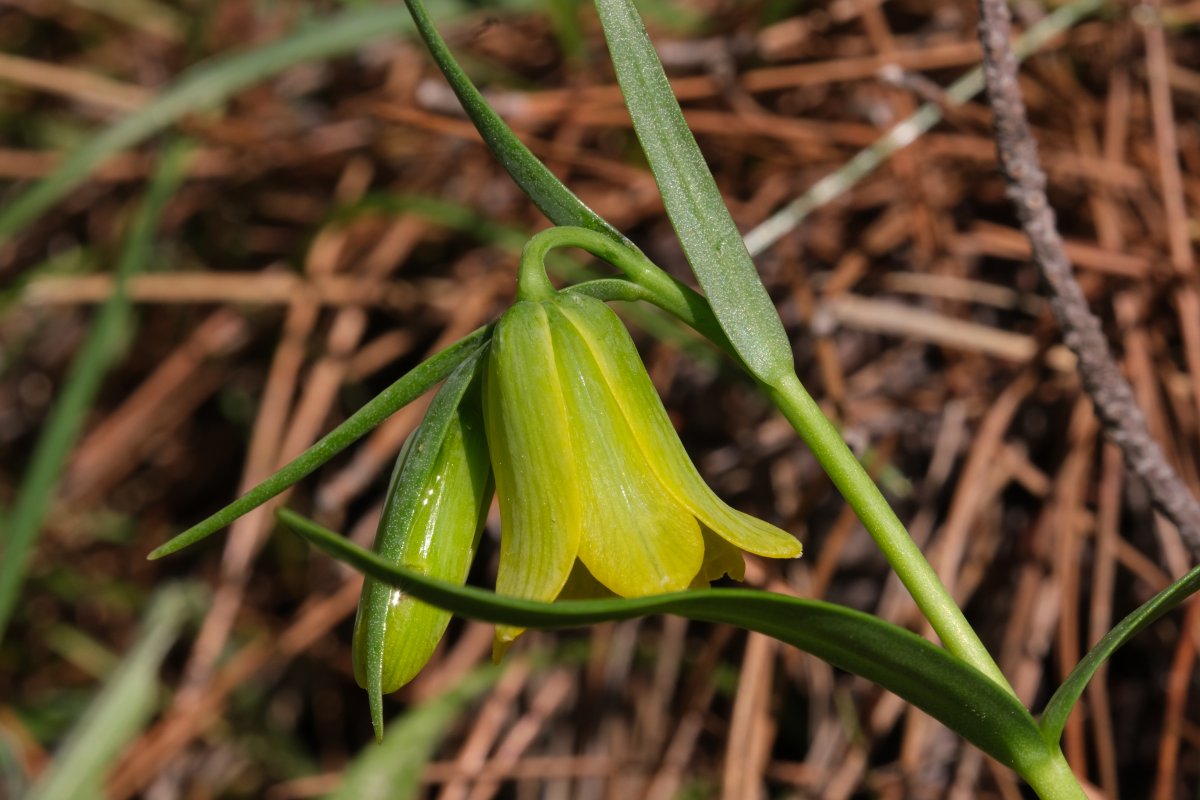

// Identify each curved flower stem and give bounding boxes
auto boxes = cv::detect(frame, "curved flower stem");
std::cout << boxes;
[519,227,736,358]
[525,226,1015,697]
[516,237,558,301]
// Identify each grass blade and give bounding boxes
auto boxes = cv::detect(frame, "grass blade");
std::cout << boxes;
[1040,560,1200,745]
[592,0,794,385]
[0,144,190,643]
[24,584,202,800]
[280,509,1055,778]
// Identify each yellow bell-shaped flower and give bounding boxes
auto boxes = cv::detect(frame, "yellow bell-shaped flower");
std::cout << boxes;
[484,291,800,651]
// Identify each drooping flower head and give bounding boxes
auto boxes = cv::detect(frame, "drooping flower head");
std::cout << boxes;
[484,291,801,651]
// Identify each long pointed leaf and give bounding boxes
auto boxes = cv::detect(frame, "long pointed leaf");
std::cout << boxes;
[147,331,489,559]
[1040,561,1200,744]
[592,0,794,385]
[404,0,625,244]
[280,509,1055,778]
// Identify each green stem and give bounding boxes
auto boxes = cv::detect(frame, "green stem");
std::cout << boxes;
[516,238,558,300]
[1023,749,1088,800]
[768,374,1015,695]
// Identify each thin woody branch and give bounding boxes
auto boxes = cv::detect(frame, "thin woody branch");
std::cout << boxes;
[975,0,1200,554]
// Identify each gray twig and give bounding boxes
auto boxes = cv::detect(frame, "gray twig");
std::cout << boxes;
[976,0,1200,554]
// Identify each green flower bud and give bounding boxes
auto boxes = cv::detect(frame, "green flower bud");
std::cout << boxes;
[352,362,492,739]
[484,291,800,653]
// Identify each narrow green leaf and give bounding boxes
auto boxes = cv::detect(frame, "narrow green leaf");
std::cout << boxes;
[0,143,190,643]
[146,331,489,559]
[404,0,626,244]
[1040,561,1200,745]
[25,584,202,800]
[357,348,489,740]
[326,667,500,800]
[592,0,795,385]
[0,6,440,245]
[280,510,1055,777]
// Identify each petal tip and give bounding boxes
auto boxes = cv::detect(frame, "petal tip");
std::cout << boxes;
[492,629,519,663]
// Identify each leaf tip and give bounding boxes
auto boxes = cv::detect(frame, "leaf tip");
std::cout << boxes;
[370,698,385,744]
[146,531,199,560]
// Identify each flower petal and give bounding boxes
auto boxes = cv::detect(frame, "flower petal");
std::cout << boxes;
[352,376,493,706]
[557,560,616,600]
[548,302,704,597]
[485,301,581,645]
[695,526,746,586]
[555,293,801,560]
